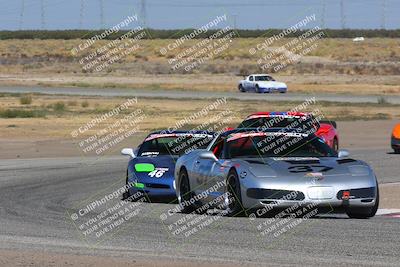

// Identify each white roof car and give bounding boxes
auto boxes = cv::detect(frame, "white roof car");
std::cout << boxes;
[238,74,287,93]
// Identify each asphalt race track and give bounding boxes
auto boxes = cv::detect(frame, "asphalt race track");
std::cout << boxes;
[1,86,400,104]
[0,148,399,266]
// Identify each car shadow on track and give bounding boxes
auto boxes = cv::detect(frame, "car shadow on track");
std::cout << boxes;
[121,194,352,220]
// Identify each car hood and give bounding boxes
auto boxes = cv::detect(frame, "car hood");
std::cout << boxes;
[238,157,370,179]
[256,81,287,88]
[129,155,177,180]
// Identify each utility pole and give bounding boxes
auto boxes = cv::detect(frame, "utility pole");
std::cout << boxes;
[340,0,345,29]
[140,0,146,28]
[80,0,85,29]
[321,0,326,28]
[232,14,237,30]
[19,0,25,30]
[41,0,45,29]
[381,0,386,29]
[99,0,104,29]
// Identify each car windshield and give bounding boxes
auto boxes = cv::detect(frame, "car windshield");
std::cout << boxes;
[138,134,214,157]
[254,76,274,81]
[238,116,319,131]
[225,133,336,158]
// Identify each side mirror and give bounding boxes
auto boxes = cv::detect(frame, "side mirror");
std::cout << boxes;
[121,148,136,158]
[199,151,218,161]
[338,149,350,158]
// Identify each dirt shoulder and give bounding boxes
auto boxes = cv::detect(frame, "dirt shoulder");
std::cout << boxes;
[1,73,400,95]
[379,183,400,209]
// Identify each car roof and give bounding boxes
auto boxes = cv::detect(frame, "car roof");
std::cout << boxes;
[221,127,312,137]
[245,112,312,119]
[148,130,215,136]
[144,130,216,142]
[249,74,272,76]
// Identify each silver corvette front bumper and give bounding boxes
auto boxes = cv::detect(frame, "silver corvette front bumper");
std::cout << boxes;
[239,176,378,210]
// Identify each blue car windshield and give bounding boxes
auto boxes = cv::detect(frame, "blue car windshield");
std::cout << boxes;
[138,134,213,157]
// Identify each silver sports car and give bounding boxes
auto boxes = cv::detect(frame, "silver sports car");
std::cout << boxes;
[174,128,379,219]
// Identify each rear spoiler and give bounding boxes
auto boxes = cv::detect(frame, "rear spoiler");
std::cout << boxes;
[320,120,337,129]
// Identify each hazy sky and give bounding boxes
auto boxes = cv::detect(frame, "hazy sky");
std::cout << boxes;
[0,0,399,30]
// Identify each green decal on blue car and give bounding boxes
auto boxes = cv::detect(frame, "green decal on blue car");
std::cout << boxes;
[135,163,155,172]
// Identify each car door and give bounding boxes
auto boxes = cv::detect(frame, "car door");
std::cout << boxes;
[249,75,256,90]
[244,76,253,90]
[192,137,225,200]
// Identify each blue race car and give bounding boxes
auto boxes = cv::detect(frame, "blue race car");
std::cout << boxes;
[121,130,215,202]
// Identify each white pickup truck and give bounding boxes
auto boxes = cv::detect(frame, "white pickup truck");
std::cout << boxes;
[238,74,287,93]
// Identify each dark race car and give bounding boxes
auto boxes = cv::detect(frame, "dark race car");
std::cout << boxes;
[121,130,214,202]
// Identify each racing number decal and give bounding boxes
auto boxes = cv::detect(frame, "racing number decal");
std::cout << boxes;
[148,168,168,178]
[288,165,333,173]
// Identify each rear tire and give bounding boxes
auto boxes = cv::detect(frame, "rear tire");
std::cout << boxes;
[394,149,400,154]
[255,84,261,93]
[238,84,245,92]
[225,170,245,217]
[333,138,339,152]
[346,186,379,219]
[178,168,196,214]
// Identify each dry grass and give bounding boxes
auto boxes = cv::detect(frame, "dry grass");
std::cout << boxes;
[0,38,398,62]
[0,38,399,75]
[0,38,399,96]
[1,93,399,140]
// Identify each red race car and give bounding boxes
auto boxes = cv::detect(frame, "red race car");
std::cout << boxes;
[237,112,339,151]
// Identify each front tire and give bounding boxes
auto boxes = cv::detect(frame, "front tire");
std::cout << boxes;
[225,170,245,217]
[238,84,245,92]
[122,169,131,200]
[394,148,400,154]
[346,186,379,219]
[178,168,196,214]
[255,84,261,93]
